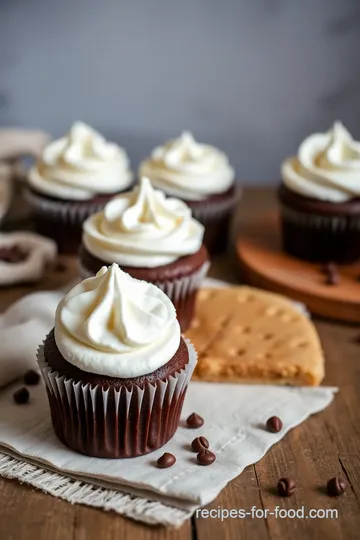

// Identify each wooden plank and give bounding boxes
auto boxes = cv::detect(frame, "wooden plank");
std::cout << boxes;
[317,320,360,456]
[253,411,360,540]
[0,477,191,540]
[195,466,270,540]
[0,477,75,540]
[338,454,360,503]
[72,505,191,540]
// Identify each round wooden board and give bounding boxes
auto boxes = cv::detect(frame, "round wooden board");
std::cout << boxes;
[236,213,360,323]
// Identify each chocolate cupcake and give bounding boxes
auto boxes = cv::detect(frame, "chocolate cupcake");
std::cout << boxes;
[37,264,197,458]
[279,122,360,263]
[139,132,240,254]
[26,122,133,253]
[80,177,210,331]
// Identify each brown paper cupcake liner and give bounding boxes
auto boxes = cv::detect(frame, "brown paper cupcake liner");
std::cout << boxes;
[281,204,360,230]
[279,202,360,263]
[154,260,210,331]
[79,260,210,331]
[189,186,241,225]
[187,185,241,255]
[25,188,114,253]
[153,260,210,300]
[25,188,109,227]
[37,339,197,458]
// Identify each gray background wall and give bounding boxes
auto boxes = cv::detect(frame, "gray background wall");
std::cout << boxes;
[1,0,360,184]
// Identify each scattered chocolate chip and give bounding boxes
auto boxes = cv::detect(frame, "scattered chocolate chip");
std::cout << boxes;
[327,477,346,496]
[197,449,216,466]
[325,270,339,286]
[266,416,283,433]
[24,370,40,386]
[157,452,176,469]
[55,261,67,272]
[320,262,336,275]
[13,387,29,405]
[321,262,339,285]
[277,477,296,497]
[0,246,28,264]
[186,413,204,428]
[191,436,209,453]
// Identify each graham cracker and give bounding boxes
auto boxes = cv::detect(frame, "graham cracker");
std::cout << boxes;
[185,287,325,386]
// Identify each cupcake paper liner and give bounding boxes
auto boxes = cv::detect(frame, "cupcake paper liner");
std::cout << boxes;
[79,259,210,331]
[37,339,197,459]
[154,260,210,331]
[25,188,109,227]
[154,260,210,302]
[189,185,241,225]
[188,185,241,255]
[25,188,114,253]
[279,202,360,263]
[281,205,360,231]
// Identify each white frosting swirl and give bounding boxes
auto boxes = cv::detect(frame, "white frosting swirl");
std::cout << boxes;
[28,122,132,201]
[83,177,204,267]
[139,132,235,201]
[55,264,181,378]
[282,122,360,202]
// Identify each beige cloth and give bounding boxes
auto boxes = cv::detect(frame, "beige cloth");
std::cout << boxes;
[0,128,50,222]
[0,380,336,526]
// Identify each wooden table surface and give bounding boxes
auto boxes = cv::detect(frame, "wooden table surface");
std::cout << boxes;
[0,189,359,540]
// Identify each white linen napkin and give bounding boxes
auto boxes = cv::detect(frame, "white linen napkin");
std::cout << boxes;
[0,279,336,526]
[0,290,63,388]
[0,379,336,526]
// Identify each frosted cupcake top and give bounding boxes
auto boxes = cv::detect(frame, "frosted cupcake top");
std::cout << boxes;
[28,122,132,201]
[82,177,204,267]
[55,264,180,378]
[282,122,360,203]
[139,132,235,201]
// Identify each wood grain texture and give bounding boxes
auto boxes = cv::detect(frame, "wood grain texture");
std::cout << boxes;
[236,214,360,323]
[0,189,359,539]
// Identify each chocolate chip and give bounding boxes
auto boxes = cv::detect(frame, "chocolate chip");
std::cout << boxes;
[325,271,339,286]
[277,477,296,497]
[0,246,28,264]
[55,261,67,273]
[320,262,336,275]
[24,370,40,386]
[327,477,346,496]
[191,436,209,453]
[157,453,176,468]
[266,416,283,433]
[186,413,204,428]
[13,387,29,405]
[322,262,339,286]
[197,449,216,466]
